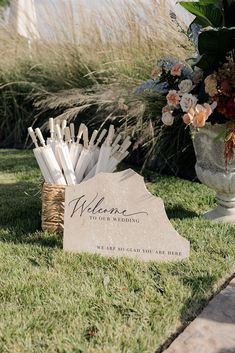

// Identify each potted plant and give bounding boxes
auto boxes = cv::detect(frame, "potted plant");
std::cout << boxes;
[137,0,235,222]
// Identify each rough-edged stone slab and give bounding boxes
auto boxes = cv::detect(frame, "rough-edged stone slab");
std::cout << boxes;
[63,169,190,261]
[164,277,235,353]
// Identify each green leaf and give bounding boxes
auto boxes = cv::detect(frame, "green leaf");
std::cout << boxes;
[223,0,235,8]
[178,1,223,27]
[198,27,235,63]
[193,54,216,70]
[178,0,223,8]
[194,27,235,69]
[225,132,234,142]
[214,129,227,142]
[223,0,235,27]
[186,57,199,66]
[0,0,10,7]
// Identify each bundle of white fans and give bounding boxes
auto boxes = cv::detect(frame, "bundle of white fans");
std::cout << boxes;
[28,118,131,185]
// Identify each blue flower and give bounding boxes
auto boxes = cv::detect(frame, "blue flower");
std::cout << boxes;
[156,56,193,79]
[135,80,169,94]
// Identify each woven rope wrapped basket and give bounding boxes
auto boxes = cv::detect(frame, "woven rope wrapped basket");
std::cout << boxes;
[41,183,66,233]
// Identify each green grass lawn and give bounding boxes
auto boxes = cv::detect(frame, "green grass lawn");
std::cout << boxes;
[0,149,235,353]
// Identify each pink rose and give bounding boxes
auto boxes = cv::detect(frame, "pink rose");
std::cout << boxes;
[166,90,180,107]
[162,105,171,113]
[182,113,193,125]
[171,63,183,76]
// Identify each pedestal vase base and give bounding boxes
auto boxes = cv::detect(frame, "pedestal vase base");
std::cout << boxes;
[204,205,235,223]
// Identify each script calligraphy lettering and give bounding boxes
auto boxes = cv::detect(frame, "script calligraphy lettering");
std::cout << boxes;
[69,193,148,218]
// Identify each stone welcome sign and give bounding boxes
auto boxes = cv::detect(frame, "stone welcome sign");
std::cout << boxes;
[63,169,190,261]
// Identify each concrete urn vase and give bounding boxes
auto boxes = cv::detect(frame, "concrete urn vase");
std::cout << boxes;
[192,124,235,223]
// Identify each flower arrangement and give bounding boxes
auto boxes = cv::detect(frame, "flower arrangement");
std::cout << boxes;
[136,0,235,167]
[159,59,235,128]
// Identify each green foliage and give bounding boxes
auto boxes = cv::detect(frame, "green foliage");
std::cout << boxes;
[1,150,235,353]
[196,27,235,69]
[179,0,235,70]
[179,0,235,28]
[0,0,10,7]
[0,52,101,148]
[0,0,194,179]
[223,0,235,27]
[179,1,224,27]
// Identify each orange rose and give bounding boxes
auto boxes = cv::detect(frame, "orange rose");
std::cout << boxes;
[193,111,208,128]
[191,104,213,128]
[203,103,212,116]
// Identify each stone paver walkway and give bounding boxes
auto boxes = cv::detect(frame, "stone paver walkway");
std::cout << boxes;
[164,277,235,353]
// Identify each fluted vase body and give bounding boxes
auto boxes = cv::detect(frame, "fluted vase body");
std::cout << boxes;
[192,124,235,223]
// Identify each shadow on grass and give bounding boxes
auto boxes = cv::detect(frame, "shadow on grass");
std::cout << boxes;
[166,205,198,219]
[156,275,235,353]
[0,181,62,249]
[180,274,235,325]
[155,274,217,353]
[0,150,37,173]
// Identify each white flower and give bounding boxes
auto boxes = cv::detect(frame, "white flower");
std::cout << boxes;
[180,93,198,112]
[161,112,174,126]
[178,79,193,94]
